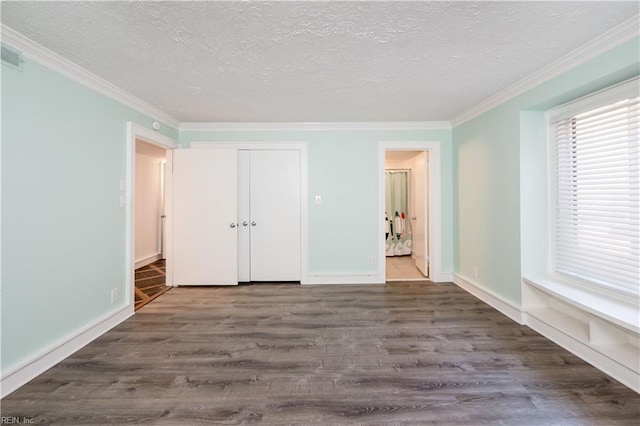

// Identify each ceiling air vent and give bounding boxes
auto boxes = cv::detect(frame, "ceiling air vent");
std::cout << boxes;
[1,44,24,71]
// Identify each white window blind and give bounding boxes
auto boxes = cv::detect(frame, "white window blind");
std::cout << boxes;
[551,79,639,294]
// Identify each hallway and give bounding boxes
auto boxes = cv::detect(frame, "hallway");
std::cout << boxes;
[386,255,426,281]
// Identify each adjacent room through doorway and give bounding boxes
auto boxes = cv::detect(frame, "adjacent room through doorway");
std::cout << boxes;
[134,139,170,309]
[384,150,429,281]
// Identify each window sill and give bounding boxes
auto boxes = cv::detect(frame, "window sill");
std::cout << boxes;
[522,276,639,334]
[522,276,639,390]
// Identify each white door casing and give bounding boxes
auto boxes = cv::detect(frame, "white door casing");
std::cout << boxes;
[423,153,430,269]
[173,149,238,285]
[379,140,447,283]
[126,122,178,311]
[161,161,166,259]
[250,150,301,281]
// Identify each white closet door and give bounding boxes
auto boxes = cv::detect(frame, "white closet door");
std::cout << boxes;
[250,150,301,281]
[237,151,251,282]
[173,149,238,285]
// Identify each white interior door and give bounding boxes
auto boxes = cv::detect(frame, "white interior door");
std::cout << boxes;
[413,152,429,277]
[173,149,238,285]
[160,161,166,259]
[238,151,251,282]
[250,150,301,281]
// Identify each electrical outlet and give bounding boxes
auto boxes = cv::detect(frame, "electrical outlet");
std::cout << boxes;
[111,288,119,304]
[472,266,478,278]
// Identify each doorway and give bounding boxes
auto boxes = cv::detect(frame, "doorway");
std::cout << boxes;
[378,140,445,283]
[134,139,169,309]
[384,150,428,281]
[126,122,179,313]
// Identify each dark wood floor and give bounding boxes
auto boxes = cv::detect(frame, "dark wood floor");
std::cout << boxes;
[3,282,638,424]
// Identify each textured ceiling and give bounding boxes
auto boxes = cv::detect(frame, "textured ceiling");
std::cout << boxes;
[1,1,637,123]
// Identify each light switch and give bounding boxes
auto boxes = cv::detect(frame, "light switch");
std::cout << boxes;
[315,195,322,205]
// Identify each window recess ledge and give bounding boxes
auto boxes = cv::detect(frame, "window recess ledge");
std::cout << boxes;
[522,277,640,392]
[522,277,639,334]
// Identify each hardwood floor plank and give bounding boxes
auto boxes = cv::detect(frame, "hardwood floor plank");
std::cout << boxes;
[2,283,638,424]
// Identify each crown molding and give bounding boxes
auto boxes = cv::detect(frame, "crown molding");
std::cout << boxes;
[179,121,451,132]
[1,24,180,130]
[451,15,640,127]
[5,11,636,133]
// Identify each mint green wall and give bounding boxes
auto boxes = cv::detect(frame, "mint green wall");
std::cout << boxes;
[1,59,177,375]
[454,104,522,304]
[10,32,633,384]
[453,37,640,306]
[180,130,454,275]
[519,111,548,279]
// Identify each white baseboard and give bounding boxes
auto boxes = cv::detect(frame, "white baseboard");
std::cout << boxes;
[524,313,640,393]
[453,274,523,324]
[452,274,639,393]
[431,272,453,283]
[302,271,452,285]
[302,273,384,285]
[134,253,162,269]
[1,305,133,398]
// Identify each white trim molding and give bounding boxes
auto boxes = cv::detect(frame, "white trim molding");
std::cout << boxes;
[131,123,181,151]
[135,253,163,270]
[524,314,639,394]
[1,306,132,398]
[191,142,307,150]
[453,274,524,324]
[302,274,385,285]
[1,24,180,129]
[522,277,640,394]
[181,121,451,132]
[451,15,640,127]
[433,272,454,283]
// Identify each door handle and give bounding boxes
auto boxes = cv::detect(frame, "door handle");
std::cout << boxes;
[251,221,257,226]
[242,221,248,227]
[230,223,237,228]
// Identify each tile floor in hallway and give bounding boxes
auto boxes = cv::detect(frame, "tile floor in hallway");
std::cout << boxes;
[386,255,427,280]
[135,259,170,310]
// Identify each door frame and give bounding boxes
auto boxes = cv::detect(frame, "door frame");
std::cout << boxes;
[379,141,447,282]
[190,142,309,283]
[126,122,179,313]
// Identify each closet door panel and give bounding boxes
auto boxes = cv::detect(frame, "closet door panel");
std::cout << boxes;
[250,150,301,281]
[237,150,251,282]
[173,149,238,285]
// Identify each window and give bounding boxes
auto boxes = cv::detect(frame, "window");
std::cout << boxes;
[549,78,639,296]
